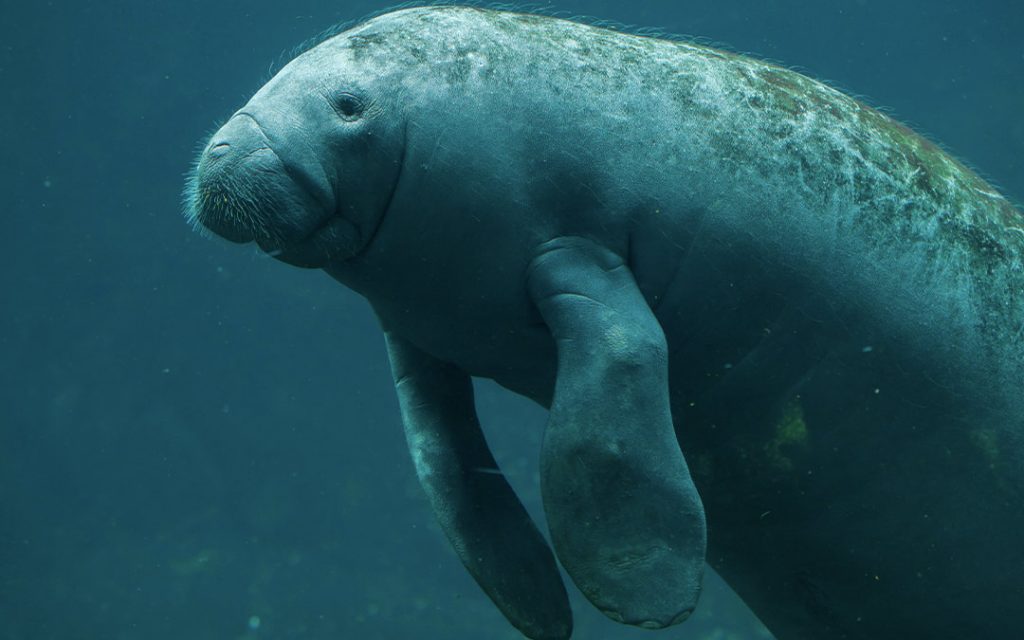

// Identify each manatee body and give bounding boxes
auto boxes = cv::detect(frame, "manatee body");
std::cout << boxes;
[186,6,1024,640]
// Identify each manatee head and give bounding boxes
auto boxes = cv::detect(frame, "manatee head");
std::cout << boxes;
[185,34,405,268]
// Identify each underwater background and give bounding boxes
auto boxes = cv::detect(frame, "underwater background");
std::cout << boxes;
[1,1,1021,638]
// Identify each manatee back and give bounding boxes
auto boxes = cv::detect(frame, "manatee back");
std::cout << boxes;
[340,5,1024,408]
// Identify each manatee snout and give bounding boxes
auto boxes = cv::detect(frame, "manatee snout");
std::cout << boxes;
[186,113,334,257]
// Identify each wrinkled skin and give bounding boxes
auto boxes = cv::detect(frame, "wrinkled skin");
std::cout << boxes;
[186,7,1024,640]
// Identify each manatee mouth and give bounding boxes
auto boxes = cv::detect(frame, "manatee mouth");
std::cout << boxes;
[261,213,363,266]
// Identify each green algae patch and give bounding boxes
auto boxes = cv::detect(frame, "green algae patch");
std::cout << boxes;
[764,399,810,472]
[170,548,218,577]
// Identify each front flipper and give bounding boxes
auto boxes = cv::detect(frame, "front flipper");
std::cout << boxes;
[526,236,707,629]
[384,331,572,640]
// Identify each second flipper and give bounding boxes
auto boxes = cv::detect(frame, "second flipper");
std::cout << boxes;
[384,330,573,640]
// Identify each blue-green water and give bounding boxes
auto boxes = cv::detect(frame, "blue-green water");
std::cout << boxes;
[1,1,1021,638]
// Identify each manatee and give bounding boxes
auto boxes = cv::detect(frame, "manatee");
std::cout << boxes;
[184,6,1024,640]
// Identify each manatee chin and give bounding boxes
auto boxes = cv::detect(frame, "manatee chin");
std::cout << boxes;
[184,113,358,268]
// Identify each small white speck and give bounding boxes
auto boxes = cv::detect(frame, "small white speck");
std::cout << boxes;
[861,345,873,353]
[42,179,52,188]
[247,615,261,630]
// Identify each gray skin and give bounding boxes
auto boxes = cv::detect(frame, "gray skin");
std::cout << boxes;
[186,6,1024,640]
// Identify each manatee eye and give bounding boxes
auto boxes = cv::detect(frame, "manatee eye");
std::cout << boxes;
[332,92,366,121]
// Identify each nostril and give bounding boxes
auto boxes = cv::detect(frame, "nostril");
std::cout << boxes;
[208,142,231,158]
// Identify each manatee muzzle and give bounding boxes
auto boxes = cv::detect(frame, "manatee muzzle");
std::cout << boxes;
[188,113,334,254]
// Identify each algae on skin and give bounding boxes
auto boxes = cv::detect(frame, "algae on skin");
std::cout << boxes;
[764,399,809,472]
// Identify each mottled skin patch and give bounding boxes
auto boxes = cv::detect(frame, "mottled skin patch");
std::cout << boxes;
[194,6,1024,640]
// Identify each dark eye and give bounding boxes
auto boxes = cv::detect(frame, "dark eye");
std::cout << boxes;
[332,92,365,120]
